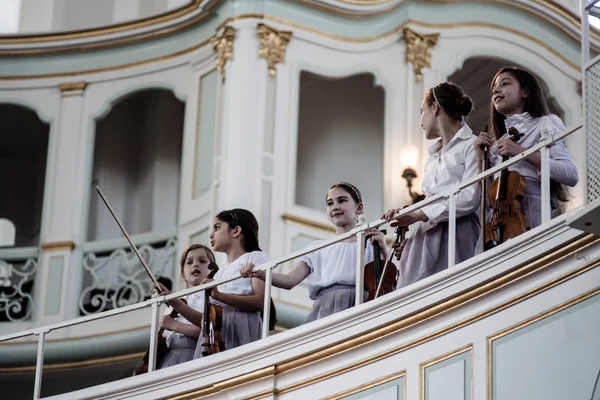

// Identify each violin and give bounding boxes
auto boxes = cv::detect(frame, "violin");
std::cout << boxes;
[364,227,402,301]
[484,127,528,250]
[133,298,187,375]
[199,263,225,357]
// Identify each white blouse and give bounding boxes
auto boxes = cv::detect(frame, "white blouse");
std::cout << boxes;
[488,112,578,187]
[300,240,375,300]
[211,251,270,309]
[162,292,204,346]
[420,125,481,229]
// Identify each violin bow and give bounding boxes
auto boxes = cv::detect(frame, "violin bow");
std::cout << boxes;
[480,125,489,253]
[95,186,162,291]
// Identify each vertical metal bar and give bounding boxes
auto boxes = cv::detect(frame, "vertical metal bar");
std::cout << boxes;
[355,230,366,306]
[33,331,47,400]
[148,294,161,373]
[448,194,457,269]
[583,2,591,66]
[540,136,552,223]
[261,265,273,339]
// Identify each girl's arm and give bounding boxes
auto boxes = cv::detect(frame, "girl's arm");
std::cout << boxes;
[161,315,202,339]
[211,277,265,312]
[240,262,311,290]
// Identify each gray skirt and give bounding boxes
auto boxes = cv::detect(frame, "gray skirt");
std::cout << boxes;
[159,335,197,369]
[193,308,262,358]
[306,284,367,323]
[397,213,481,289]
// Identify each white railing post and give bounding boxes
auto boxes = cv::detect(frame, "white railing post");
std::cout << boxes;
[148,292,161,373]
[355,230,366,306]
[540,131,552,223]
[448,193,457,269]
[261,265,273,339]
[33,330,48,400]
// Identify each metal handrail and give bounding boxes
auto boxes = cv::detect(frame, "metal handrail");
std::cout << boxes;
[0,123,582,400]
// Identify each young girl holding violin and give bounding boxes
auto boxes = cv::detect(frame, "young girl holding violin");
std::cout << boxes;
[474,66,578,231]
[156,244,215,368]
[382,82,481,288]
[193,209,269,355]
[241,182,386,322]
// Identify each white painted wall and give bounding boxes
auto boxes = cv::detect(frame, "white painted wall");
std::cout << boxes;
[295,72,385,218]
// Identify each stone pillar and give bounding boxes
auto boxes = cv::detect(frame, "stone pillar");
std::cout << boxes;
[36,82,89,325]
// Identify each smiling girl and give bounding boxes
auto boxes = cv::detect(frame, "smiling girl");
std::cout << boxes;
[241,182,386,322]
[474,66,578,230]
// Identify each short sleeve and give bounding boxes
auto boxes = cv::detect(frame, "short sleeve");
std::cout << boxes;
[186,292,205,312]
[246,251,271,267]
[298,241,322,273]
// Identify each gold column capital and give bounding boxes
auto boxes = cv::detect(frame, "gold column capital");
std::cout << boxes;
[58,81,87,95]
[211,25,236,81]
[40,240,76,252]
[402,27,440,83]
[257,23,292,78]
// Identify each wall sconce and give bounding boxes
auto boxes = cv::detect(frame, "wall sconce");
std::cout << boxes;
[400,147,426,204]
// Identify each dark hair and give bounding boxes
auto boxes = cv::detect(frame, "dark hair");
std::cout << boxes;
[424,82,473,120]
[489,67,569,204]
[179,244,217,283]
[215,209,261,252]
[489,66,549,140]
[327,182,362,204]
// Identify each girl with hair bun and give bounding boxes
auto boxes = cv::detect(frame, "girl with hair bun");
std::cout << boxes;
[383,82,481,288]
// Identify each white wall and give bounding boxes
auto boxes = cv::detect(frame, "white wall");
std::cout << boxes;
[295,72,385,219]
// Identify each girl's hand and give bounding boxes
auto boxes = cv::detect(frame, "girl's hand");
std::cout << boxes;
[160,315,176,331]
[201,278,220,301]
[391,239,408,260]
[389,210,428,227]
[496,138,525,157]
[474,131,495,158]
[365,228,386,250]
[155,283,185,309]
[381,208,400,222]
[240,263,265,280]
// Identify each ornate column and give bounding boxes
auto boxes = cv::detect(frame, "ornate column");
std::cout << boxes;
[400,27,440,203]
[35,82,89,326]
[215,20,291,253]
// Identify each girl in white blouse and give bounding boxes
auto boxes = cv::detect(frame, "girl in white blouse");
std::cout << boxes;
[382,82,481,288]
[193,209,269,354]
[474,66,578,231]
[241,183,386,322]
[156,244,214,368]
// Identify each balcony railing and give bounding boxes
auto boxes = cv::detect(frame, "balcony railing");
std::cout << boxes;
[0,122,583,399]
[79,230,178,316]
[0,246,38,323]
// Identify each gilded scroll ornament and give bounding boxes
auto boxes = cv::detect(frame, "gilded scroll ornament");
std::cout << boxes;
[402,28,440,82]
[257,24,293,78]
[212,26,236,81]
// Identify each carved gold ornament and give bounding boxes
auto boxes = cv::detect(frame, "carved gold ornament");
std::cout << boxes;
[257,23,292,78]
[211,26,236,81]
[402,28,440,82]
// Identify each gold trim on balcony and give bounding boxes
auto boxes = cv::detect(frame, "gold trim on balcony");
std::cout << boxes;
[420,344,473,400]
[40,241,76,252]
[0,352,143,373]
[281,213,332,233]
[322,370,406,400]
[167,234,598,399]
[486,286,600,400]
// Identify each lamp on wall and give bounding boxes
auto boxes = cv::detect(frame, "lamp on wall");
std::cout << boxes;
[400,147,426,204]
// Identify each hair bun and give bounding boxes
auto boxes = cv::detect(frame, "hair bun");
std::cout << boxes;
[458,94,473,116]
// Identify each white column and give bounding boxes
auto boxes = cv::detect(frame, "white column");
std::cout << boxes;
[218,21,269,214]
[36,82,90,326]
[112,0,141,24]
